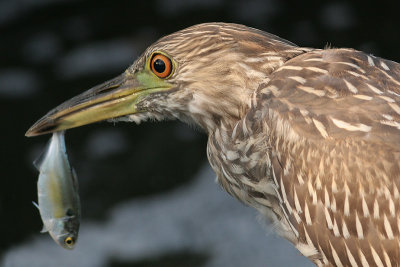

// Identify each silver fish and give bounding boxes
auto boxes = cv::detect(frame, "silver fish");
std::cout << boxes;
[33,131,80,249]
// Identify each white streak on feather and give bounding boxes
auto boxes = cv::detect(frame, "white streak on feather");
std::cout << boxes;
[231,122,239,139]
[331,118,372,132]
[330,242,344,267]
[304,203,312,225]
[344,194,350,216]
[367,55,375,66]
[298,85,325,97]
[374,199,380,219]
[242,119,249,136]
[312,118,329,138]
[388,103,400,115]
[307,179,314,197]
[383,250,392,267]
[366,83,383,94]
[305,67,329,74]
[362,196,369,217]
[381,120,400,130]
[384,214,394,239]
[356,213,364,239]
[331,196,337,212]
[388,89,400,97]
[398,217,400,238]
[370,245,385,267]
[324,187,330,209]
[345,243,359,267]
[280,176,291,214]
[377,67,400,86]
[293,209,301,223]
[294,189,302,213]
[312,186,318,205]
[359,249,370,267]
[276,65,303,72]
[394,185,399,199]
[304,58,323,62]
[336,61,365,73]
[380,61,390,70]
[382,114,393,120]
[378,95,395,103]
[297,173,305,185]
[296,242,319,258]
[324,207,333,229]
[389,197,395,217]
[332,179,338,193]
[354,95,373,100]
[344,79,358,93]
[342,221,350,239]
[315,174,322,190]
[288,76,306,84]
[296,227,319,258]
[320,249,329,265]
[332,219,340,237]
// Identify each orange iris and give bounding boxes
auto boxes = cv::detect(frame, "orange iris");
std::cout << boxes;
[150,54,172,78]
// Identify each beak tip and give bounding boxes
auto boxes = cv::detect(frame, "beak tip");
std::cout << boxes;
[25,129,37,137]
[25,119,58,137]
[25,125,40,137]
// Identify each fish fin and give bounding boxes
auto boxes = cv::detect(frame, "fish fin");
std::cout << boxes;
[33,148,47,171]
[33,131,66,171]
[40,225,48,233]
[33,136,54,171]
[32,201,39,210]
[32,202,47,233]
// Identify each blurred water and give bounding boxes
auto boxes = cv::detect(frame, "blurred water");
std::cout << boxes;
[0,69,40,98]
[56,39,137,79]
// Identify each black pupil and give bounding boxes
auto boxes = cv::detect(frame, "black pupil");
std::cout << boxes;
[66,239,72,244]
[153,59,166,73]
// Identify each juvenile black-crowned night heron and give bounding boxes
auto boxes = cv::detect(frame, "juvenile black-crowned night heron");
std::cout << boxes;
[26,23,400,266]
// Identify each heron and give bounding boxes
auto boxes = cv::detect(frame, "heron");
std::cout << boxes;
[26,23,400,266]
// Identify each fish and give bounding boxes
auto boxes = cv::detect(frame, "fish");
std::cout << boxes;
[33,131,80,249]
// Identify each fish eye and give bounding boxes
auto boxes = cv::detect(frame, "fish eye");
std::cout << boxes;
[150,53,173,78]
[64,237,74,247]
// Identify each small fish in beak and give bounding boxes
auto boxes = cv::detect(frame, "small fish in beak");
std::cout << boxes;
[33,131,80,249]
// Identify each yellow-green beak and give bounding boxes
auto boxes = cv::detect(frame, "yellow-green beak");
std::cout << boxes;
[25,70,172,137]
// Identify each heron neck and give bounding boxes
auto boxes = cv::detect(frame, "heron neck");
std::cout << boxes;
[186,48,311,134]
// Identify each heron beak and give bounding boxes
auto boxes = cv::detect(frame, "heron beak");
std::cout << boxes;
[25,71,172,137]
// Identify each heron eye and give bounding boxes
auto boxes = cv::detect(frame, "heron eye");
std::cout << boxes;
[65,237,74,246]
[150,54,172,78]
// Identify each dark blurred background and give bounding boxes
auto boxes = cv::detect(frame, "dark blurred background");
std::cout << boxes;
[1,0,399,266]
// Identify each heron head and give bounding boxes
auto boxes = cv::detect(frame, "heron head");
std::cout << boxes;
[26,23,300,136]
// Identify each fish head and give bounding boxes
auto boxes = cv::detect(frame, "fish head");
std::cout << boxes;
[49,215,80,249]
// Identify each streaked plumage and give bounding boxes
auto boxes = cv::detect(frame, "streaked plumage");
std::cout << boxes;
[26,23,400,265]
[34,131,80,249]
